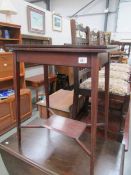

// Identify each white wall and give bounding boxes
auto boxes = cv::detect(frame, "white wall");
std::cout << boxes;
[0,0,71,45]
[50,0,119,32]
[51,0,105,30]
[111,0,131,40]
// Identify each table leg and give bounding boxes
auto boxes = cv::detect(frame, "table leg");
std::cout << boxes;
[72,67,79,119]
[13,52,21,147]
[36,87,39,110]
[104,57,110,139]
[90,55,99,175]
[44,65,50,118]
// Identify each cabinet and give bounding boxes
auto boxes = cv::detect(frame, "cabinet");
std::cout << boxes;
[0,89,32,135]
[0,22,31,135]
[0,22,21,50]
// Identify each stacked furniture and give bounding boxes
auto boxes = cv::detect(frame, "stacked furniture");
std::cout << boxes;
[56,19,111,87]
[0,22,32,135]
[69,19,130,143]
[110,40,131,63]
[79,63,130,141]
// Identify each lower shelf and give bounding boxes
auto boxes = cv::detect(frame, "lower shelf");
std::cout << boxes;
[0,118,125,175]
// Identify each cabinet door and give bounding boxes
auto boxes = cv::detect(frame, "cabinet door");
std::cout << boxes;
[12,90,32,121]
[0,100,12,133]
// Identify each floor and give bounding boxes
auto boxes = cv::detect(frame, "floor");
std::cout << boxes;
[0,109,131,175]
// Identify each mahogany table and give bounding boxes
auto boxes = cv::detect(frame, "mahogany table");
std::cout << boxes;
[9,45,110,175]
[0,118,125,175]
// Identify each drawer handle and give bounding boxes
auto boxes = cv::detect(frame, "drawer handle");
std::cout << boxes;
[3,63,7,67]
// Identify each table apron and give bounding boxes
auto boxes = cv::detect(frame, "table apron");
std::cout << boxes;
[15,51,102,67]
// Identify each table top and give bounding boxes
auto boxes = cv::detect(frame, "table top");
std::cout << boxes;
[7,44,117,53]
[7,44,112,68]
[0,118,124,175]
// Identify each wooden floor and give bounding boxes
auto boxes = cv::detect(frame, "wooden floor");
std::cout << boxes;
[0,118,125,175]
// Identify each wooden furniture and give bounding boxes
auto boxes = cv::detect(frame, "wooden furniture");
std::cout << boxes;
[0,22,21,50]
[79,63,130,141]
[70,19,89,45]
[26,74,57,104]
[56,20,90,86]
[122,109,130,151]
[0,22,24,90]
[22,34,52,45]
[0,22,31,135]
[110,40,131,63]
[0,89,32,135]
[0,52,25,90]
[22,34,52,67]
[8,44,110,175]
[110,50,126,63]
[56,66,74,86]
[0,118,125,175]
[37,89,85,118]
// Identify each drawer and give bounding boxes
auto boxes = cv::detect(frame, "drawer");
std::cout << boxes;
[0,53,13,78]
[0,53,25,80]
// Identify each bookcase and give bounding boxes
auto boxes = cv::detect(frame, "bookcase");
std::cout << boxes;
[0,22,32,135]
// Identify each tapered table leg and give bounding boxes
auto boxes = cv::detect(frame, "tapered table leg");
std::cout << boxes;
[14,52,21,147]
[90,55,99,175]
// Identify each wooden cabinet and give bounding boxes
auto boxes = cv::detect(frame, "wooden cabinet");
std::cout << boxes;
[0,89,32,135]
[0,22,21,50]
[0,22,31,135]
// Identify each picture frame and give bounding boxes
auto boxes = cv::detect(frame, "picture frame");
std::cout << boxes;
[52,14,62,32]
[27,6,45,34]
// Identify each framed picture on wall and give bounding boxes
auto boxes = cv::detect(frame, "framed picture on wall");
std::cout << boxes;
[52,14,62,32]
[27,6,45,34]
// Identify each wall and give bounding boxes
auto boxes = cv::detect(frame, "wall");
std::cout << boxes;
[113,0,131,40]
[0,0,71,45]
[50,0,119,32]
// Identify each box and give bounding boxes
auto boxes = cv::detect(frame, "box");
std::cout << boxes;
[37,89,85,118]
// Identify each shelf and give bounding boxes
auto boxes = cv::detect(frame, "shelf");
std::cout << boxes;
[43,115,87,138]
[0,38,20,41]
[0,22,21,29]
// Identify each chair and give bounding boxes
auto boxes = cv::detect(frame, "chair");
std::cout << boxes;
[75,63,130,139]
